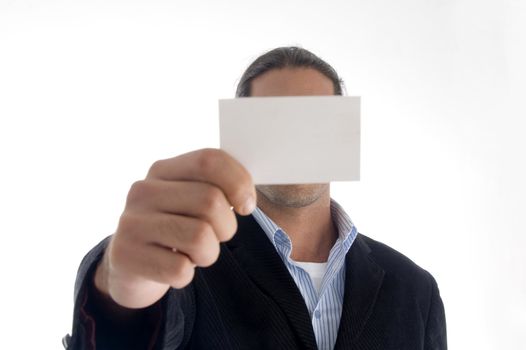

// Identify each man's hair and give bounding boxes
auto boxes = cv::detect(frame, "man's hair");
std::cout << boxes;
[235,46,344,97]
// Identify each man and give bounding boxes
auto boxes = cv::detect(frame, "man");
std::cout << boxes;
[65,47,447,350]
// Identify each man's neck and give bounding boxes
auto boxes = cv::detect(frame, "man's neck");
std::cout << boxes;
[256,191,337,263]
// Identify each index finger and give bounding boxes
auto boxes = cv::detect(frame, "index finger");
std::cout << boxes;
[146,148,256,215]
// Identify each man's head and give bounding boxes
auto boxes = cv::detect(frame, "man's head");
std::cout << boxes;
[236,46,343,98]
[236,47,343,208]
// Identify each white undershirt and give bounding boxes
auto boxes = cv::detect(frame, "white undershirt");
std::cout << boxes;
[293,261,328,296]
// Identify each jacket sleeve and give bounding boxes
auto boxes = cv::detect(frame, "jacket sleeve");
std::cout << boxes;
[424,274,448,350]
[63,236,196,350]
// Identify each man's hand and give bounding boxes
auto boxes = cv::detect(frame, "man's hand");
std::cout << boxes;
[94,148,256,308]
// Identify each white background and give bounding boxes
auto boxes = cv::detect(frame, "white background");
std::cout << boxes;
[1,0,525,349]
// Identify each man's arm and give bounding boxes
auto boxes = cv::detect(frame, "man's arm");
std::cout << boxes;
[64,237,195,350]
[65,149,255,349]
[64,237,164,350]
[424,275,448,350]
[81,260,165,349]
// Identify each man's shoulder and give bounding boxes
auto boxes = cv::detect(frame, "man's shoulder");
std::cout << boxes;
[356,233,437,288]
[350,234,447,347]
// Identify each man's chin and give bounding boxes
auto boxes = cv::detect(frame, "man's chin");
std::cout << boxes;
[256,184,329,208]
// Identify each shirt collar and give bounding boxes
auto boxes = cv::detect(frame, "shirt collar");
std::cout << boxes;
[251,198,357,253]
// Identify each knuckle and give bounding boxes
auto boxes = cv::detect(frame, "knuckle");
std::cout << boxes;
[196,148,222,174]
[202,186,225,213]
[169,258,195,288]
[190,221,213,247]
[187,221,220,266]
[117,212,140,236]
[214,210,238,243]
[147,159,164,178]
[127,180,151,205]
[172,257,190,277]
[192,239,220,267]
[221,214,238,242]
[202,243,221,267]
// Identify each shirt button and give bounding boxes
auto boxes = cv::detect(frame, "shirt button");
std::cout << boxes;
[314,310,321,319]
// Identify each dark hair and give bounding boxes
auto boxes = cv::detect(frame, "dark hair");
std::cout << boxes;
[235,46,344,97]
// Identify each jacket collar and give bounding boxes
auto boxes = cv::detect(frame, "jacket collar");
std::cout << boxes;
[227,213,318,349]
[227,213,385,349]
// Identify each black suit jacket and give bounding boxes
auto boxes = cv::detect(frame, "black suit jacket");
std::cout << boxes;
[66,213,447,349]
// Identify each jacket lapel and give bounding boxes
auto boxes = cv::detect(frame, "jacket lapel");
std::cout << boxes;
[227,214,318,350]
[334,234,385,349]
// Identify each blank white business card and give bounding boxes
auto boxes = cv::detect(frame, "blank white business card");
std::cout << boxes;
[219,96,360,184]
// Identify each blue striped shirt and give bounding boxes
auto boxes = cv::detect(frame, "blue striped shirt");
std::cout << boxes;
[251,199,357,350]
